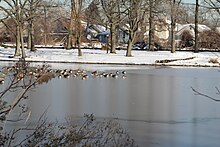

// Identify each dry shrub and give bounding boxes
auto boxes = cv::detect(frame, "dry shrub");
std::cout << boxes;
[22,114,136,147]
[181,30,193,41]
[180,30,193,48]
[37,72,55,84]
[154,36,167,49]
[198,30,220,50]
[208,58,219,64]
[101,44,110,50]
[0,18,16,43]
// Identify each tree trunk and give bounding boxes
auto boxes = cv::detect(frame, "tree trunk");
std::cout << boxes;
[149,0,155,51]
[171,22,176,53]
[30,32,35,52]
[194,0,199,52]
[76,17,82,56]
[66,30,73,49]
[171,0,176,53]
[27,0,32,50]
[15,25,21,56]
[20,26,26,59]
[30,20,36,51]
[27,29,31,50]
[110,23,116,54]
[43,6,47,46]
[15,0,21,57]
[66,1,75,50]
[126,31,135,57]
[27,20,36,51]
[77,36,82,56]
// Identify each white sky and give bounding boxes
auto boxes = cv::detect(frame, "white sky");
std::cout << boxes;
[183,0,196,3]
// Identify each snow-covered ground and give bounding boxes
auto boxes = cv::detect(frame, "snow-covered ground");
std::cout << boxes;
[0,47,220,67]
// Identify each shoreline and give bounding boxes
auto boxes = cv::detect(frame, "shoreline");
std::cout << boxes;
[0,47,220,68]
[0,59,220,68]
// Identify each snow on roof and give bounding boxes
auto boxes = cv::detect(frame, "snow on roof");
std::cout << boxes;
[97,31,109,35]
[91,24,108,33]
[176,24,211,37]
[87,24,110,37]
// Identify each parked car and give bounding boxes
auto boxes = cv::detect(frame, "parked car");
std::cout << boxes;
[132,41,148,50]
[133,41,162,50]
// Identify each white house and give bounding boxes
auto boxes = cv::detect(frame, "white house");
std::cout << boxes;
[176,24,211,38]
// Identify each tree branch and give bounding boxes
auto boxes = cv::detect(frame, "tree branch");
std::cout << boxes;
[191,87,220,102]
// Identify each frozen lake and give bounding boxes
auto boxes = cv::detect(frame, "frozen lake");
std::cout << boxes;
[1,62,220,146]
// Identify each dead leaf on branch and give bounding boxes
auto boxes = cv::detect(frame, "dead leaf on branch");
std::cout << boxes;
[37,72,55,84]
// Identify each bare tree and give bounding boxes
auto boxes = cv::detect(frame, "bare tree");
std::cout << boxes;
[66,0,75,49]
[149,0,163,51]
[202,0,220,28]
[148,0,166,51]
[170,0,182,53]
[148,0,155,51]
[66,0,87,56]
[0,0,27,58]
[194,0,199,52]
[26,0,42,51]
[99,0,124,54]
[39,1,63,46]
[204,0,220,15]
[84,0,102,25]
[125,0,144,56]
[74,0,83,56]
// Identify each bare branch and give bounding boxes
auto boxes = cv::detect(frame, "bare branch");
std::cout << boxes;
[191,87,220,102]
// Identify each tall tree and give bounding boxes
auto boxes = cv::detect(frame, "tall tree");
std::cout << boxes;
[66,0,85,56]
[0,0,27,58]
[125,0,143,57]
[194,0,199,52]
[204,0,220,15]
[73,0,83,56]
[203,0,220,27]
[26,0,42,51]
[40,1,59,46]
[148,0,169,51]
[66,0,75,49]
[170,0,182,53]
[148,0,155,51]
[99,0,124,54]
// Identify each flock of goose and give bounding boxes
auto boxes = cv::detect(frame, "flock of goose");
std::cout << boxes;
[54,69,127,80]
[0,65,127,85]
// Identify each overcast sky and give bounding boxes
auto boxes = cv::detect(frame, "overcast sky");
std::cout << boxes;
[183,0,195,3]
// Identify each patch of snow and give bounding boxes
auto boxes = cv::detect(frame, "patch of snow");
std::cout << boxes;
[0,47,219,68]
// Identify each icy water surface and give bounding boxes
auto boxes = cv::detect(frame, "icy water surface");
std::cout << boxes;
[2,62,220,146]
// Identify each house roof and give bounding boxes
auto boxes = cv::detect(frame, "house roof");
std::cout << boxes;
[176,24,211,37]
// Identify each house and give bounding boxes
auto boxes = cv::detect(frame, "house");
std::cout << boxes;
[86,24,129,45]
[175,24,211,47]
[144,17,170,41]
[96,31,109,43]
[176,24,211,39]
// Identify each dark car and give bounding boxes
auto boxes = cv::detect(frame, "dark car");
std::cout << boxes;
[133,41,162,50]
[132,41,148,50]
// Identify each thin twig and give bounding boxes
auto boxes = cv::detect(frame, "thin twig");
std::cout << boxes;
[215,86,220,95]
[191,87,220,102]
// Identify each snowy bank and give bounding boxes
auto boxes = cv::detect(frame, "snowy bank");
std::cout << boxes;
[0,47,220,67]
